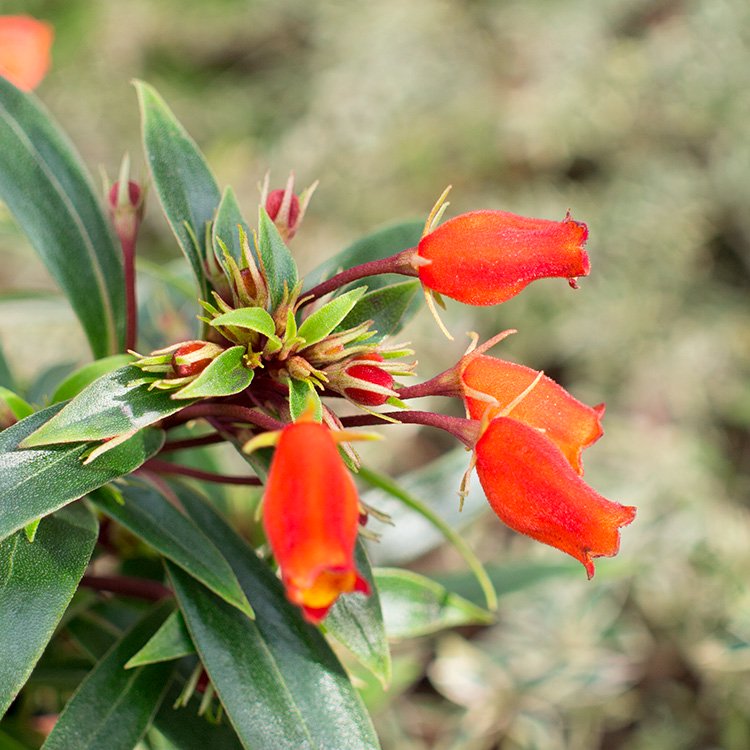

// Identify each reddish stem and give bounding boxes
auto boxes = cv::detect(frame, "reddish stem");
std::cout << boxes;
[164,403,284,433]
[121,236,138,351]
[341,410,480,448]
[80,574,171,601]
[161,432,226,453]
[300,249,418,306]
[144,458,261,485]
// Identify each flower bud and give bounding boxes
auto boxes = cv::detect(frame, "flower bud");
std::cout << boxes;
[108,179,144,248]
[170,341,223,378]
[416,210,589,306]
[343,354,394,406]
[0,15,53,91]
[266,189,301,240]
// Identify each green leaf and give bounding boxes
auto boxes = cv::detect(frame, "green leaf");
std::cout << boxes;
[51,354,135,403]
[91,481,253,618]
[287,378,321,423]
[42,603,175,750]
[0,503,98,717]
[374,568,493,640]
[0,404,164,542]
[21,366,192,446]
[209,307,277,338]
[297,286,367,346]
[324,541,391,687]
[0,78,124,357]
[257,206,298,309]
[212,186,251,270]
[0,341,18,391]
[170,481,381,750]
[304,221,423,293]
[0,386,33,423]
[172,346,254,400]
[337,281,420,341]
[125,610,195,668]
[23,518,40,542]
[135,81,221,293]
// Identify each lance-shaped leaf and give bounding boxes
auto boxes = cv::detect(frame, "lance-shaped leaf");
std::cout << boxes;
[257,206,298,310]
[172,346,254,400]
[374,568,493,640]
[304,221,423,293]
[0,503,98,717]
[91,482,253,618]
[21,366,192,447]
[0,405,164,542]
[337,280,420,341]
[212,186,251,270]
[52,354,135,403]
[0,78,124,357]
[42,603,175,750]
[0,386,33,423]
[297,286,367,347]
[210,307,278,338]
[125,610,195,668]
[324,540,390,687]
[170,481,381,750]
[287,378,322,423]
[136,81,221,293]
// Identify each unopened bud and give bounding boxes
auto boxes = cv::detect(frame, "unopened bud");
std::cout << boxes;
[108,179,144,246]
[344,353,394,406]
[171,341,223,378]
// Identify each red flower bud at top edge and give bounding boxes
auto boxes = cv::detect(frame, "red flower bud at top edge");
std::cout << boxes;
[344,353,394,407]
[0,16,53,91]
[262,419,370,622]
[266,189,301,240]
[461,355,603,475]
[475,417,636,577]
[417,210,590,306]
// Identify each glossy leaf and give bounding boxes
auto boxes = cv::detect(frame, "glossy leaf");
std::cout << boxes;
[375,568,493,639]
[324,541,390,686]
[288,378,321,423]
[136,81,221,293]
[0,503,98,717]
[337,280,420,341]
[51,354,135,403]
[171,481,381,750]
[257,206,298,309]
[0,404,164,542]
[42,603,175,750]
[0,77,124,357]
[125,610,195,668]
[210,308,277,338]
[297,286,367,346]
[172,346,253,400]
[0,386,33,423]
[21,366,191,446]
[304,220,423,293]
[91,481,253,618]
[212,186,251,270]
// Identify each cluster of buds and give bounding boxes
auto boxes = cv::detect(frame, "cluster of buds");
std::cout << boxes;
[132,181,635,623]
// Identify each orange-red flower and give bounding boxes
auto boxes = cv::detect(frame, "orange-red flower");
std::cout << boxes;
[461,354,604,475]
[417,210,589,306]
[474,416,636,577]
[0,16,53,92]
[262,418,369,622]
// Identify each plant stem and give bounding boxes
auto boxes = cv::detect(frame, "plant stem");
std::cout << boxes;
[301,249,418,306]
[80,574,171,601]
[340,410,479,447]
[144,458,261,485]
[121,236,138,351]
[161,432,226,453]
[164,403,284,433]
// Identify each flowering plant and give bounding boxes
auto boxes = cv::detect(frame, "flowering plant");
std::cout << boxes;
[0,64,634,748]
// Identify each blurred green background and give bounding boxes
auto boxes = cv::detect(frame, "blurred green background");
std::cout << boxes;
[2,0,750,748]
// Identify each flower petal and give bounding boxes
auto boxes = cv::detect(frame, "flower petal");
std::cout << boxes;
[475,416,635,577]
[0,16,53,91]
[417,210,589,306]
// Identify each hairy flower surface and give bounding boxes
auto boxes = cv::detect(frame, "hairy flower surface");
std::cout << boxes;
[262,418,369,622]
[475,416,635,577]
[0,15,53,91]
[417,210,589,305]
[461,354,604,474]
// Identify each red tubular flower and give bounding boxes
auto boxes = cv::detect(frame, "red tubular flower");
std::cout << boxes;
[461,354,604,475]
[262,419,369,622]
[0,16,53,91]
[417,210,589,305]
[475,417,636,577]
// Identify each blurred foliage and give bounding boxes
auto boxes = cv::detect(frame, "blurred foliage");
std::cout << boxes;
[2,0,750,748]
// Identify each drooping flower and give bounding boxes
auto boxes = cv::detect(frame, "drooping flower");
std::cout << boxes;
[262,416,369,622]
[416,210,589,306]
[461,354,604,475]
[0,16,53,91]
[474,416,636,577]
